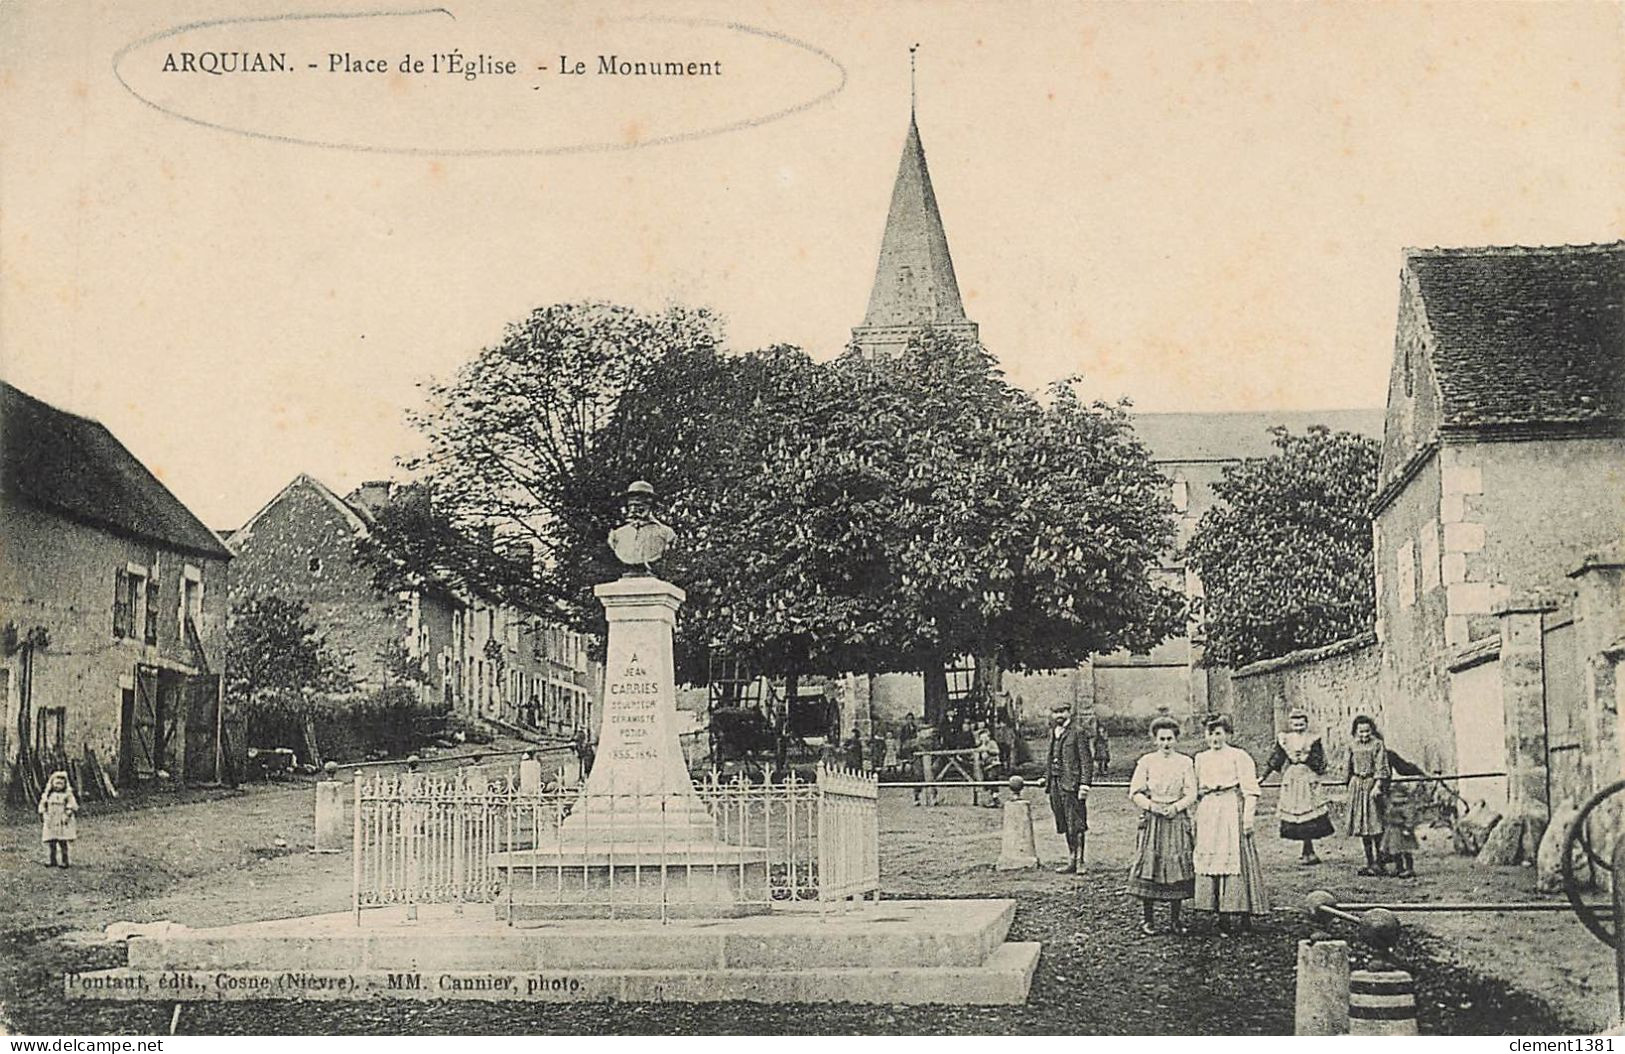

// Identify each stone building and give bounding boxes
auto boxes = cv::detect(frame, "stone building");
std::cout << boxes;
[1372,243,1625,792]
[0,381,238,791]
[227,475,598,738]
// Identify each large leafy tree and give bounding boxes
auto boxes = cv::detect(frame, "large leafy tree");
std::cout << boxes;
[395,301,726,611]
[225,596,353,745]
[776,334,1183,718]
[395,304,1184,722]
[1183,425,1381,667]
[581,329,1184,720]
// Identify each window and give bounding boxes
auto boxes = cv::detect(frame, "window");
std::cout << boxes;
[114,571,133,638]
[144,580,159,643]
[114,566,149,640]
[179,565,203,636]
[1419,524,1441,593]
[1396,541,1417,609]
[35,706,65,761]
[1170,479,1189,514]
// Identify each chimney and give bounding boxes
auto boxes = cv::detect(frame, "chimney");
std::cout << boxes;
[347,480,394,515]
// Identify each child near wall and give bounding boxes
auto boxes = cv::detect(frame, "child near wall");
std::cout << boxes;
[38,770,79,867]
[1377,747,1426,878]
[1344,716,1388,875]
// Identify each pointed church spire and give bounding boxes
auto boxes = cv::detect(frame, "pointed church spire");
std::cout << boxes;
[852,52,978,358]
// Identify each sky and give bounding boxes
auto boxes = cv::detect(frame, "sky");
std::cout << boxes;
[2,0,1621,529]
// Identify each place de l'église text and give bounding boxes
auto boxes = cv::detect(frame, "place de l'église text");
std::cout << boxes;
[160,51,723,80]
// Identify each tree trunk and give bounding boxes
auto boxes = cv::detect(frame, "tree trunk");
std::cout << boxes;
[922,657,949,728]
[777,668,796,774]
[972,645,1001,712]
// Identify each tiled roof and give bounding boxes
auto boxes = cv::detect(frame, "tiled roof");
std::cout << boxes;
[1406,243,1625,429]
[1131,409,1384,464]
[0,382,232,560]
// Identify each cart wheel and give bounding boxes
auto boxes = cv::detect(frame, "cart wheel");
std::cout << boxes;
[1563,778,1625,946]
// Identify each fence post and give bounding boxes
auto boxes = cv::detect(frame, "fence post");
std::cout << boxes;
[1294,938,1350,1035]
[816,762,829,910]
[351,771,363,925]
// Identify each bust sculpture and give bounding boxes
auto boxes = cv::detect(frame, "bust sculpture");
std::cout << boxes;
[608,480,675,574]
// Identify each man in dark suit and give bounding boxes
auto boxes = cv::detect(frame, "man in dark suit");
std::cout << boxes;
[1046,703,1094,873]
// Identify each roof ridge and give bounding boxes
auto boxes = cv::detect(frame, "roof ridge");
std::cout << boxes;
[232,473,371,543]
[1405,241,1625,260]
[0,379,118,430]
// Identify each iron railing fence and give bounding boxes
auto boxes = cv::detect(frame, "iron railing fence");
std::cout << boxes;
[351,763,879,923]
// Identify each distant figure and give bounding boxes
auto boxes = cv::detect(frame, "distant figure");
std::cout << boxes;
[1091,722,1112,776]
[608,480,676,573]
[1260,708,1334,865]
[992,716,1018,772]
[868,727,887,774]
[517,751,542,795]
[843,725,865,771]
[973,723,1002,807]
[38,770,79,868]
[572,730,596,781]
[1046,704,1093,873]
[1378,742,1425,879]
[1345,715,1389,875]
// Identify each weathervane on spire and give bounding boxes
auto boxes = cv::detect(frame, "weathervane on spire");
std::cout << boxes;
[909,43,920,117]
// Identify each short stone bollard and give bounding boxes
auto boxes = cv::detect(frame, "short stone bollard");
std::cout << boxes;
[1349,967,1419,1035]
[517,753,542,796]
[1293,937,1350,1035]
[996,776,1040,871]
[313,766,346,853]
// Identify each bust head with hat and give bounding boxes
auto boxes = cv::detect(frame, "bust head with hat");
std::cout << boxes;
[609,479,676,572]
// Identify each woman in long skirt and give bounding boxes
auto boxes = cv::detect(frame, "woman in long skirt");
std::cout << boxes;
[1261,708,1334,865]
[1345,715,1390,875]
[1192,714,1269,934]
[1127,716,1197,936]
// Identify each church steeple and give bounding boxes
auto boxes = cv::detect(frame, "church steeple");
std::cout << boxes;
[852,62,979,357]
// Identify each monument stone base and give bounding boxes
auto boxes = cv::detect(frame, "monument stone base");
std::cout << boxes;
[490,842,773,919]
[68,899,1040,1005]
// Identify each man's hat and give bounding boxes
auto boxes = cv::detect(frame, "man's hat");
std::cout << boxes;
[626,480,656,496]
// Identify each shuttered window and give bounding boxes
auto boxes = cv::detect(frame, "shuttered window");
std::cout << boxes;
[113,571,133,638]
[144,580,160,643]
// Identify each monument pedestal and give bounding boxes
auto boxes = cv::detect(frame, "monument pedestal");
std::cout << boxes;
[496,575,771,918]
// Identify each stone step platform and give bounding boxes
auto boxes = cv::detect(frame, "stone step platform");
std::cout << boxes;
[67,900,1040,1005]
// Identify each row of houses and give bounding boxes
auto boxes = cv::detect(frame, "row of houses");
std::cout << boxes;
[0,384,599,794]
[226,474,599,739]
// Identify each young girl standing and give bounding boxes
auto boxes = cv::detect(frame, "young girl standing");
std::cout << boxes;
[1127,716,1197,936]
[1191,715,1270,934]
[1260,708,1334,865]
[38,770,79,867]
[1345,715,1390,875]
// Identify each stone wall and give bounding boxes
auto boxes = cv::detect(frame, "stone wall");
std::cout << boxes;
[1206,635,1383,769]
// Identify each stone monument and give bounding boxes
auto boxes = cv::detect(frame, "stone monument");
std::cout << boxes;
[494,480,768,916]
